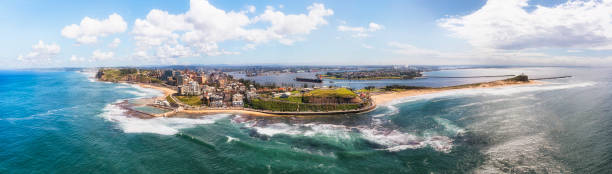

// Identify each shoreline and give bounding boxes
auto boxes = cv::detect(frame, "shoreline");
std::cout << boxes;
[179,109,277,117]
[371,80,543,105]
[134,83,176,100]
[109,79,543,118]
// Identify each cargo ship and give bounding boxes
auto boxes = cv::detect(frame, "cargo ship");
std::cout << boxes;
[295,76,323,83]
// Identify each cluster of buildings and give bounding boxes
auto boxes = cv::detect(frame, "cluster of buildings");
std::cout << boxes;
[154,69,257,108]
[245,68,324,77]
[198,82,256,108]
[325,69,422,80]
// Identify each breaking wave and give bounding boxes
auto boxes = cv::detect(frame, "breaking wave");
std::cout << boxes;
[77,70,98,83]
[226,136,239,143]
[245,122,352,140]
[455,95,535,108]
[372,105,398,118]
[241,119,456,153]
[95,79,215,135]
[433,117,466,136]
[359,128,454,152]
[114,83,164,98]
[98,101,229,135]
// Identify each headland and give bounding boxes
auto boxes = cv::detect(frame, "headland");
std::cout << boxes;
[94,67,544,118]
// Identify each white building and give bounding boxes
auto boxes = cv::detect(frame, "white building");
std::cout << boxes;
[211,100,224,108]
[246,91,258,100]
[179,81,201,96]
[232,93,244,107]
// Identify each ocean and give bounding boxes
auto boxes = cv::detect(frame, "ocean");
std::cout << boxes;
[0,67,611,173]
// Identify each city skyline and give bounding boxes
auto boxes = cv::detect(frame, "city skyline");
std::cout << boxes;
[4,0,612,69]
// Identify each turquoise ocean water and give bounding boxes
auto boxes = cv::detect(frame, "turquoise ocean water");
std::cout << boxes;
[1,67,611,173]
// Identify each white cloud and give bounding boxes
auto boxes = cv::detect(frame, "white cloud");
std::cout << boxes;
[92,50,114,61]
[18,40,61,62]
[62,13,127,44]
[338,22,384,38]
[70,55,85,62]
[387,41,612,66]
[361,44,373,49]
[388,42,440,56]
[131,0,333,61]
[255,4,333,37]
[109,38,121,48]
[438,0,612,50]
[247,5,256,13]
[156,44,197,58]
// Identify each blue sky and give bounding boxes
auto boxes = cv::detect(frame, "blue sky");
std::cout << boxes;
[3,0,612,69]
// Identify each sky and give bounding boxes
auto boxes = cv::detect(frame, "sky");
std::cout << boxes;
[3,0,612,69]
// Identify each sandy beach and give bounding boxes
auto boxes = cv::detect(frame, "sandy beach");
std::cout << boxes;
[136,83,176,100]
[371,80,542,105]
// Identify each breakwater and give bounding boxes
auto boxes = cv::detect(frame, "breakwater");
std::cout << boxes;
[424,75,516,78]
[530,76,572,80]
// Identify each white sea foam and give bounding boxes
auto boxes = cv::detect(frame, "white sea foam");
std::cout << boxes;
[385,82,595,106]
[433,117,466,135]
[99,103,229,135]
[77,69,98,82]
[243,120,455,153]
[123,90,149,97]
[359,128,454,153]
[476,133,567,173]
[90,72,208,135]
[119,83,163,98]
[291,147,337,158]
[226,136,239,143]
[372,105,399,118]
[455,95,535,108]
[246,122,352,140]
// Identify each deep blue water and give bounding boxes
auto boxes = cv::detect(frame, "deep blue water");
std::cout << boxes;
[1,67,611,173]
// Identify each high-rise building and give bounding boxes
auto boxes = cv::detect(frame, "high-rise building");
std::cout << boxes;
[176,75,184,86]
[162,70,173,81]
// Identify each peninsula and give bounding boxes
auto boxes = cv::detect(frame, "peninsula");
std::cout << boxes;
[95,67,538,117]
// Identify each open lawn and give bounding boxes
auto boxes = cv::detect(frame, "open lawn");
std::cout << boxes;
[175,95,202,106]
[275,96,303,103]
[305,88,357,98]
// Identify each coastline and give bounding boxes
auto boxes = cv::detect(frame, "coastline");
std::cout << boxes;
[179,109,277,117]
[371,80,543,105]
[113,79,543,117]
[121,82,279,117]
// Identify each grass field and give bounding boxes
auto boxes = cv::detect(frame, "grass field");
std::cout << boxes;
[305,88,357,98]
[175,95,202,106]
[166,95,177,106]
[249,98,362,112]
[275,96,303,103]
